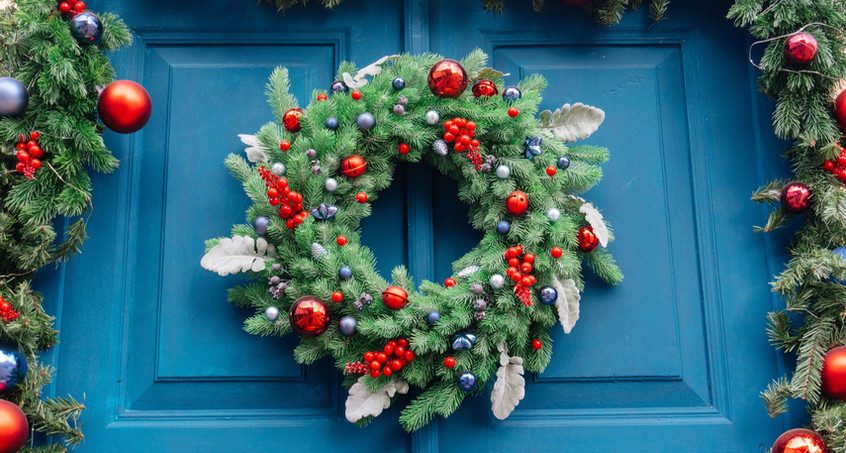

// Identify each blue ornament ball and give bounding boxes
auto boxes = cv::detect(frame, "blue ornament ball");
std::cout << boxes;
[427,311,441,324]
[392,77,406,90]
[356,112,376,131]
[458,371,477,391]
[253,216,269,235]
[339,316,358,336]
[339,266,353,280]
[0,345,27,393]
[540,286,558,305]
[325,117,339,130]
[0,77,28,118]
[264,306,280,321]
[557,156,571,170]
[69,12,103,46]
[502,86,522,101]
[330,80,349,93]
[496,221,510,235]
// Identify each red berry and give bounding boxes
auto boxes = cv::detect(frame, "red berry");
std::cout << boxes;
[292,215,304,225]
[331,291,344,303]
[351,90,362,100]
[28,146,42,158]
[532,339,542,350]
[466,121,476,131]
[376,352,388,363]
[29,131,39,140]
[825,160,837,172]
[279,204,293,219]
[317,93,327,101]
[383,344,395,355]
[337,236,348,246]
[356,192,368,203]
[527,275,536,285]
[515,245,523,255]
[838,156,846,168]
[454,143,465,153]
[459,134,471,145]
[521,276,533,287]
[444,133,455,143]
[73,1,85,11]
[267,187,279,198]
[449,125,460,136]
[551,247,563,259]
[269,197,280,206]
[16,151,29,163]
[278,177,289,188]
[506,267,518,278]
[506,247,518,259]
[444,357,455,368]
[15,143,25,151]
[508,107,519,117]
[30,159,40,170]
[470,139,480,148]
[390,360,403,371]
[398,143,410,154]
[394,346,405,357]
[58,2,71,13]
[524,253,535,264]
[15,163,24,173]
[370,361,381,370]
[286,219,296,229]
[280,140,291,151]
[454,118,466,128]
[521,262,533,274]
[364,352,375,362]
[443,121,453,130]
[404,350,414,361]
[510,272,522,283]
[546,166,557,177]
[0,302,10,311]
[370,369,380,378]
[444,278,456,287]
[382,366,392,377]
[387,340,397,348]
[508,258,520,267]
[397,338,408,347]
[26,140,37,149]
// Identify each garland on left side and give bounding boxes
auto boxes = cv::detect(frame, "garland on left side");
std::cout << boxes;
[0,1,150,451]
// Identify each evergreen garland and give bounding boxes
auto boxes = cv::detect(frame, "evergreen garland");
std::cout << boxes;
[728,0,846,449]
[0,0,131,450]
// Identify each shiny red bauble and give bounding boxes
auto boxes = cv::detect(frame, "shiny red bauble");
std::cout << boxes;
[771,428,828,453]
[0,400,28,453]
[336,236,348,246]
[784,32,818,66]
[531,339,542,350]
[355,192,368,203]
[835,90,846,135]
[444,278,456,287]
[444,357,456,368]
[427,59,468,99]
[382,286,409,310]
[282,108,304,132]
[98,80,152,134]
[506,190,529,216]
[577,226,599,252]
[472,79,498,98]
[822,346,846,400]
[780,181,812,214]
[288,296,330,338]
[340,155,367,178]
[551,247,563,259]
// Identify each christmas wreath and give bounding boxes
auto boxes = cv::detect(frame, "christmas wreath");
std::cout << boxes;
[202,51,621,431]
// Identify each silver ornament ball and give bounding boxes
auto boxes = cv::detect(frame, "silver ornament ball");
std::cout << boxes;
[546,208,561,222]
[339,316,358,336]
[495,165,511,179]
[425,110,440,125]
[264,306,280,322]
[271,162,286,176]
[0,77,28,118]
[490,274,505,289]
[324,177,339,192]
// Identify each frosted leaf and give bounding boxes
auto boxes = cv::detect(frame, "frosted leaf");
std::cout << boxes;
[342,55,401,89]
[238,134,268,163]
[491,342,525,420]
[553,277,581,334]
[457,266,480,278]
[345,375,409,422]
[201,236,276,276]
[539,103,605,142]
[579,202,609,248]
[473,68,510,80]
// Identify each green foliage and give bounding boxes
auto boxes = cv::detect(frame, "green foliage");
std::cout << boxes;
[0,0,132,449]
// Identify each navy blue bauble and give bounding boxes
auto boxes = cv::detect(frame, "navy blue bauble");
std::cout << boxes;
[325,117,339,130]
[330,80,348,94]
[502,86,522,101]
[496,221,510,235]
[356,112,375,131]
[392,77,406,90]
[0,345,27,393]
[557,156,571,170]
[253,216,269,235]
[69,12,103,46]
[458,372,477,391]
[427,311,441,324]
[0,77,28,118]
[338,316,358,336]
[339,266,353,280]
[540,286,558,305]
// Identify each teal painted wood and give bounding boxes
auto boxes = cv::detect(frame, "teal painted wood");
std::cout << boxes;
[47,0,792,451]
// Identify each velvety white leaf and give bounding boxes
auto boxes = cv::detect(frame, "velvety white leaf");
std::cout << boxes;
[579,202,609,248]
[345,375,409,423]
[342,72,358,89]
[342,55,401,89]
[539,103,605,142]
[553,277,581,334]
[0,1,17,9]
[238,134,268,163]
[200,236,276,276]
[491,342,525,420]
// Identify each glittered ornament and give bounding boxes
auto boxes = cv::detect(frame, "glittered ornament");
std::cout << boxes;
[496,221,510,235]
[835,90,846,134]
[0,400,28,453]
[780,182,812,214]
[425,110,440,125]
[289,296,330,338]
[271,162,286,176]
[264,306,280,321]
[502,86,522,101]
[578,226,599,252]
[324,177,339,192]
[330,80,349,94]
[427,311,440,324]
[557,156,571,170]
[282,108,304,132]
[98,80,152,133]
[356,112,375,131]
[472,79,498,98]
[427,59,468,98]
[339,266,353,280]
[784,32,818,66]
[69,12,103,45]
[382,286,409,310]
[496,164,511,179]
[0,346,26,393]
[506,191,529,216]
[325,117,339,130]
[253,216,269,235]
[340,155,367,178]
[822,346,846,400]
[311,243,329,261]
[771,428,828,453]
[0,77,28,118]
[490,274,505,289]
[540,286,558,305]
[339,316,358,336]
[432,139,448,156]
[458,371,477,391]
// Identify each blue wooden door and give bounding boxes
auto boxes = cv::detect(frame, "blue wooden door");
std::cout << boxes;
[44,0,793,451]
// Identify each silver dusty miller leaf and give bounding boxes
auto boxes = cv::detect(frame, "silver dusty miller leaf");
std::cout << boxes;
[238,134,269,163]
[539,103,605,142]
[579,202,609,248]
[553,277,581,334]
[342,55,401,89]
[491,342,525,420]
[345,375,409,422]
[201,236,276,276]
[472,67,510,80]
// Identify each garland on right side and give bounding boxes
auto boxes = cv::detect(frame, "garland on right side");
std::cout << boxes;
[728,1,846,451]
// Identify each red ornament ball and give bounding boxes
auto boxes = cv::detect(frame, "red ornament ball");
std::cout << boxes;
[0,400,27,453]
[98,80,152,134]
[772,428,828,453]
[444,357,456,368]
[355,192,368,203]
[398,143,410,155]
[472,79,498,98]
[444,278,456,287]
[546,166,557,177]
[340,155,367,178]
[822,346,846,400]
[351,90,362,100]
[289,296,330,338]
[337,236,348,246]
[507,107,519,118]
[282,108,304,132]
[382,286,409,310]
[780,181,812,214]
[577,226,599,252]
[317,93,327,101]
[506,190,529,216]
[531,339,542,350]
[280,140,291,151]
[784,32,818,66]
[836,90,846,135]
[331,291,344,303]
[427,59,468,99]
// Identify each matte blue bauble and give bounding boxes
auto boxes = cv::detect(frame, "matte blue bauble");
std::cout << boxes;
[339,316,358,336]
[356,112,376,131]
[458,371,477,391]
[557,156,571,170]
[339,266,353,280]
[253,216,269,235]
[0,345,27,393]
[540,286,558,305]
[330,80,348,93]
[496,221,510,235]
[427,311,440,324]
[0,77,28,118]
[69,12,103,46]
[325,117,339,130]
[502,86,522,101]
[392,77,406,90]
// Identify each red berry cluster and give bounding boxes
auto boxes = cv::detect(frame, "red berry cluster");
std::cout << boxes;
[504,246,536,306]
[346,338,415,378]
[824,145,846,183]
[57,0,86,15]
[0,297,19,323]
[257,166,308,230]
[442,117,483,170]
[14,132,43,179]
